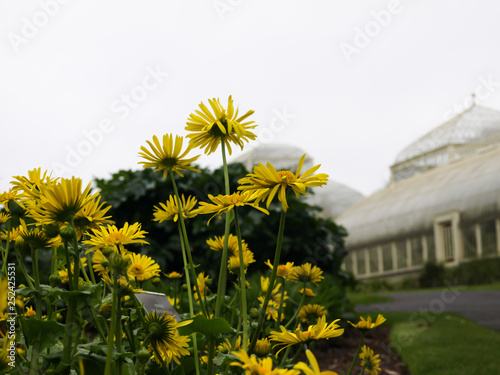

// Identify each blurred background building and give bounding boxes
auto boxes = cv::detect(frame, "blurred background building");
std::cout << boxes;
[337,103,500,280]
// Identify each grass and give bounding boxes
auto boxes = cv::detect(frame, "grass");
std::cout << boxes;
[346,292,393,305]
[365,311,500,375]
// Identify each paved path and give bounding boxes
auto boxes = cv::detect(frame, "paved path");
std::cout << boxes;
[356,289,500,331]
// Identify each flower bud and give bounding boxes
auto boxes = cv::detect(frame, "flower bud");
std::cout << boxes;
[137,346,151,364]
[151,277,161,286]
[99,303,112,318]
[49,273,62,287]
[60,226,76,242]
[102,246,116,258]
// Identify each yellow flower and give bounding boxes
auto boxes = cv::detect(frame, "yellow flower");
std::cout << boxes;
[164,271,183,279]
[228,249,255,275]
[186,96,257,155]
[218,336,242,354]
[238,154,328,212]
[195,191,268,225]
[254,338,271,357]
[18,219,63,249]
[265,259,294,279]
[288,263,324,286]
[138,133,200,178]
[207,234,250,257]
[73,195,114,235]
[25,306,36,318]
[59,258,87,284]
[0,331,16,372]
[0,213,10,226]
[83,222,149,252]
[359,345,382,375]
[298,304,327,325]
[269,316,344,355]
[0,189,21,212]
[0,279,8,321]
[194,272,210,301]
[230,350,299,375]
[294,349,339,375]
[11,168,59,200]
[100,273,143,294]
[153,195,198,223]
[25,177,98,225]
[299,288,316,297]
[143,311,191,365]
[348,314,386,332]
[127,252,161,282]
[258,297,281,321]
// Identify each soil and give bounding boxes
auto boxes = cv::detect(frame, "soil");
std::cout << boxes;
[309,326,409,375]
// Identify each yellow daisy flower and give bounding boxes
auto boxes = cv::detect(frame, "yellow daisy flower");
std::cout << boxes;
[58,257,87,284]
[100,273,143,294]
[237,154,328,212]
[138,133,200,178]
[153,194,198,223]
[258,297,282,322]
[265,259,294,279]
[218,336,242,354]
[254,338,271,357]
[294,349,339,375]
[231,350,299,375]
[25,306,36,318]
[73,195,114,235]
[348,314,386,332]
[298,304,327,325]
[194,272,210,301]
[11,168,59,200]
[206,234,250,256]
[227,249,256,275]
[299,288,316,297]
[0,189,21,211]
[18,219,63,249]
[288,263,324,286]
[185,96,257,155]
[143,311,191,365]
[127,252,161,282]
[25,177,98,225]
[269,316,344,355]
[359,345,382,375]
[163,271,183,279]
[195,191,268,225]
[0,213,10,226]
[83,222,149,252]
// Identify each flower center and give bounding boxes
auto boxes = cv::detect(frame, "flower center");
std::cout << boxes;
[161,157,179,168]
[131,264,143,272]
[277,170,296,184]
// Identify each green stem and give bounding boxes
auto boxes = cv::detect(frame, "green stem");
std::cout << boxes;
[115,294,123,375]
[347,332,365,375]
[284,282,307,329]
[30,246,42,319]
[104,277,119,375]
[358,365,367,375]
[275,278,286,329]
[176,221,200,375]
[170,171,207,316]
[15,250,34,288]
[152,345,171,375]
[86,250,97,284]
[248,210,287,354]
[234,210,248,350]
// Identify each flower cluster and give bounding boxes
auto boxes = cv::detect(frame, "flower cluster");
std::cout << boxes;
[0,96,385,375]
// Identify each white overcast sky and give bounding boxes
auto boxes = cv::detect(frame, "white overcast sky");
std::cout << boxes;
[2,0,500,197]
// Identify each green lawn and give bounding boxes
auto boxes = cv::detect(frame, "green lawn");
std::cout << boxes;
[367,311,500,375]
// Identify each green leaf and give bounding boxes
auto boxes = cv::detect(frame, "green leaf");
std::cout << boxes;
[54,284,103,311]
[20,317,65,352]
[213,352,239,367]
[177,315,233,337]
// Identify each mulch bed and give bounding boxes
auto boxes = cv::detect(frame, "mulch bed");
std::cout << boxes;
[309,326,409,375]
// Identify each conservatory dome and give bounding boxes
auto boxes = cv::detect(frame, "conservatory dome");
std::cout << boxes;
[391,105,500,182]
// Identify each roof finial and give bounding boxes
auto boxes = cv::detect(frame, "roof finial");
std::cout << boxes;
[471,92,477,107]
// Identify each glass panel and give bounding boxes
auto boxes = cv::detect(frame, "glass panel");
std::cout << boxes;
[410,237,423,266]
[481,221,497,256]
[396,240,407,269]
[427,234,436,262]
[382,244,393,271]
[357,250,366,275]
[462,225,477,259]
[369,247,379,274]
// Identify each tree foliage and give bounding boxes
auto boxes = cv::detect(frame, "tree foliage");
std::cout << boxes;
[94,163,349,279]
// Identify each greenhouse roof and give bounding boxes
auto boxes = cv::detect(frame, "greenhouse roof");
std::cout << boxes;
[394,105,500,165]
[338,145,500,247]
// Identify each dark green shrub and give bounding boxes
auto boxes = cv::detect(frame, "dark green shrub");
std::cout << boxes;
[418,261,446,288]
[446,258,500,285]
